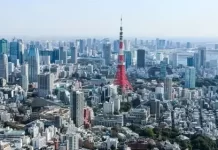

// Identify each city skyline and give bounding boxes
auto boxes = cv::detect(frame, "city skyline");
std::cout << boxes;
[1,0,218,39]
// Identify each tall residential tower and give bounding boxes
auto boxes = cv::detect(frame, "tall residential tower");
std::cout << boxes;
[70,90,85,127]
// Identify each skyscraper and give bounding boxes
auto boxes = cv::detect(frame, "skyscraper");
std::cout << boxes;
[164,77,172,100]
[59,47,67,64]
[79,39,85,53]
[124,39,130,50]
[150,100,160,118]
[0,54,8,82]
[10,39,19,65]
[137,49,145,68]
[8,62,14,74]
[194,53,200,70]
[198,47,206,68]
[172,53,178,68]
[103,43,111,65]
[28,45,40,83]
[70,46,77,64]
[38,73,54,97]
[87,38,92,50]
[21,63,29,91]
[113,40,119,53]
[18,39,24,65]
[52,48,60,63]
[124,51,132,69]
[186,42,192,49]
[0,39,8,54]
[10,39,24,66]
[185,67,196,89]
[70,90,85,127]
[187,56,194,67]
[160,61,167,79]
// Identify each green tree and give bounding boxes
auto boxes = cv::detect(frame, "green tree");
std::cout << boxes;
[120,102,131,112]
[191,135,216,150]
[140,128,154,138]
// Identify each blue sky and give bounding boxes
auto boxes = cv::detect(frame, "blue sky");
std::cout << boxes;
[0,0,218,38]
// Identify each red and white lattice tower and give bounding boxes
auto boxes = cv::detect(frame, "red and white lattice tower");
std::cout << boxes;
[114,18,133,92]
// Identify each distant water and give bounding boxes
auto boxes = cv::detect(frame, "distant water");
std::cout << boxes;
[178,51,218,65]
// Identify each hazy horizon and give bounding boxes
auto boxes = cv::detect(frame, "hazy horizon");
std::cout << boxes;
[1,0,218,38]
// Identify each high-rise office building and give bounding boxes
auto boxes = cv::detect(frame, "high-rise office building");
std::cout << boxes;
[156,52,164,62]
[46,41,52,50]
[52,48,60,63]
[39,50,53,64]
[185,67,196,89]
[124,51,132,69]
[113,40,119,53]
[38,73,54,97]
[172,53,178,68]
[23,49,29,62]
[187,56,194,67]
[70,90,85,127]
[79,39,85,53]
[70,46,77,64]
[0,39,8,54]
[124,40,130,50]
[137,49,145,68]
[87,38,92,50]
[164,77,172,100]
[150,100,160,118]
[156,38,166,49]
[103,43,111,65]
[21,63,29,91]
[10,39,24,66]
[160,61,167,79]
[198,47,206,68]
[186,42,192,49]
[59,47,67,64]
[10,39,19,65]
[18,39,24,65]
[194,53,200,70]
[8,62,14,74]
[0,54,8,82]
[28,45,40,83]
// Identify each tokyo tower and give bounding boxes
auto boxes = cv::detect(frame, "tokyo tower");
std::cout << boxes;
[113,18,133,92]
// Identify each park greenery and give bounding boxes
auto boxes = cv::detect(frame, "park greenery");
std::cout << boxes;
[128,125,217,150]
[120,102,131,112]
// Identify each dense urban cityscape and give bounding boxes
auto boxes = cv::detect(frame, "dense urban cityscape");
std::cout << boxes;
[0,18,218,150]
[2,1,218,150]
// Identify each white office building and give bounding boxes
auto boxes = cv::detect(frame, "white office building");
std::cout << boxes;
[8,62,14,74]
[103,101,114,114]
